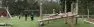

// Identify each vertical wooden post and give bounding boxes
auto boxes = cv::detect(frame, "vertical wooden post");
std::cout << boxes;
[67,12,75,27]
[65,1,67,13]
[87,1,89,19]
[53,9,55,14]
[87,9,89,19]
[76,0,78,15]
[39,0,43,20]
[64,0,68,24]
[59,11,61,13]
[75,0,79,24]
[39,0,45,26]
[71,2,73,13]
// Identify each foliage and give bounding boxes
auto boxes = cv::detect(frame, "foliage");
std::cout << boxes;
[2,0,39,16]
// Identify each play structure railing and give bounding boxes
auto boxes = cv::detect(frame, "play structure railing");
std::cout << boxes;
[38,15,62,22]
[38,12,78,22]
[77,15,94,24]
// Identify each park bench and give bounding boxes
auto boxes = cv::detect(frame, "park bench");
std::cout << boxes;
[0,23,12,27]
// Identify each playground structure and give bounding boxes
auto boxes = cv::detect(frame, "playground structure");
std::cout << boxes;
[0,8,7,17]
[0,0,12,26]
[0,0,11,18]
[0,0,94,27]
[38,0,79,27]
[0,7,12,27]
[37,0,94,27]
[0,7,12,18]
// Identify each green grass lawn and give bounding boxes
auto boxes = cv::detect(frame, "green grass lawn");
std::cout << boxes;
[0,16,39,27]
[43,18,94,27]
[43,19,69,27]
[0,17,94,27]
[11,16,39,27]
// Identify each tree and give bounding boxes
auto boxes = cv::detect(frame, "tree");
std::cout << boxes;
[2,0,39,16]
